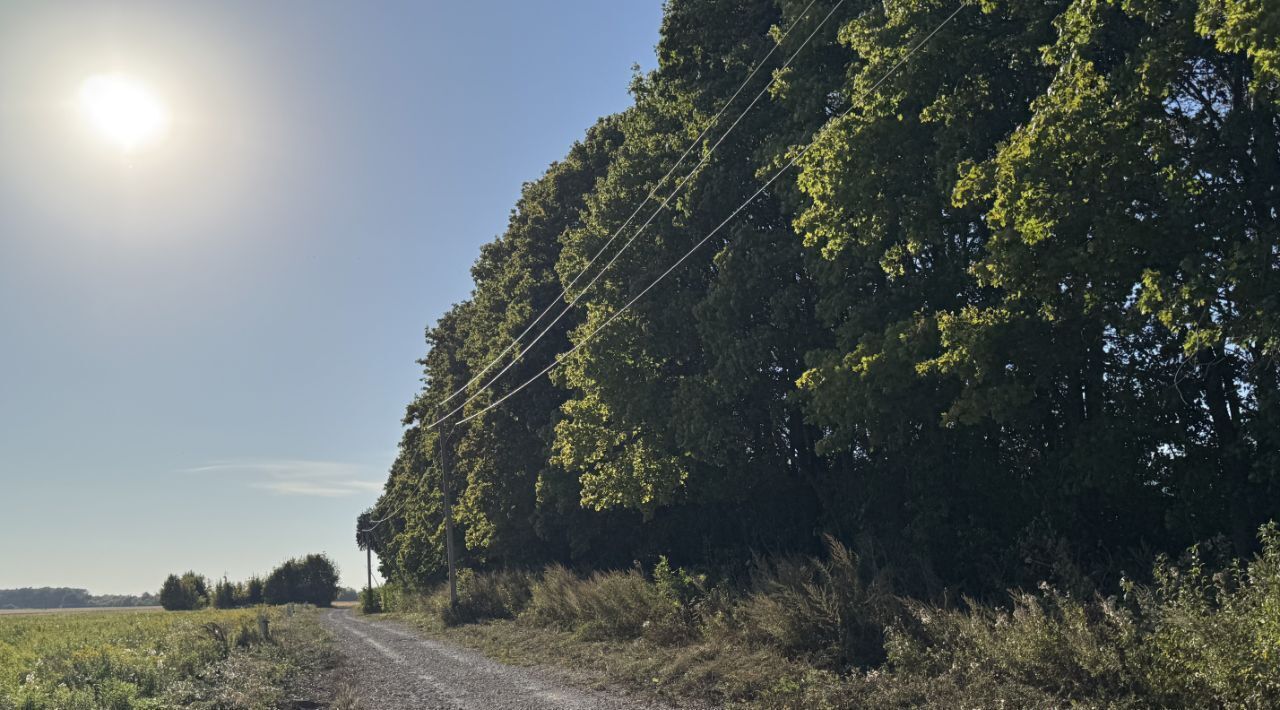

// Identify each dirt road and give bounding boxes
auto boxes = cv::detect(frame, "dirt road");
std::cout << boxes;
[321,608,670,710]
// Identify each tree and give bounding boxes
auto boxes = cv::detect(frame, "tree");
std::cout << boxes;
[361,0,1280,597]
[264,554,340,607]
[158,575,186,611]
[212,577,236,609]
[298,554,341,606]
[550,0,844,563]
[158,572,206,611]
[241,576,265,606]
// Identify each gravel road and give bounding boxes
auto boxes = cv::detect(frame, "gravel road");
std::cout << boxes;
[321,608,670,709]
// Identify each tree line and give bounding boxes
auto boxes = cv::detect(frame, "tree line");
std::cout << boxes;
[0,588,156,610]
[158,554,341,611]
[361,0,1279,599]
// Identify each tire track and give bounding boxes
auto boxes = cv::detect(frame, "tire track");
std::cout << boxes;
[321,608,671,710]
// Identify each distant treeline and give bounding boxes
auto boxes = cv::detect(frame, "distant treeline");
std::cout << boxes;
[362,0,1280,601]
[158,554,341,611]
[0,588,156,610]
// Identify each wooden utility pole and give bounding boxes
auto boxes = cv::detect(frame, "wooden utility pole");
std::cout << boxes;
[440,426,458,612]
[366,546,373,597]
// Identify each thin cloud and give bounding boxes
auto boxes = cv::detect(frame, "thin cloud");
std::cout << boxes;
[186,459,385,498]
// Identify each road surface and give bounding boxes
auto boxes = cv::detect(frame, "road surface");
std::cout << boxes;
[322,608,671,709]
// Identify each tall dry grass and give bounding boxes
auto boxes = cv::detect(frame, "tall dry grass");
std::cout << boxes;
[376,525,1280,708]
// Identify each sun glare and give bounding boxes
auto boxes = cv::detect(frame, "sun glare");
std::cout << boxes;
[79,74,169,152]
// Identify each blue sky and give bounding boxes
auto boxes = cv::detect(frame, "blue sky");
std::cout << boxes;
[0,1,661,594]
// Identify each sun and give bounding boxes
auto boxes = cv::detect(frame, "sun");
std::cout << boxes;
[79,74,170,152]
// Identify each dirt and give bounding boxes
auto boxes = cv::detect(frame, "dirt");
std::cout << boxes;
[321,607,673,710]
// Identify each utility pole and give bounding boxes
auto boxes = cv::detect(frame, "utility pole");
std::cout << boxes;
[357,512,374,603]
[440,426,458,612]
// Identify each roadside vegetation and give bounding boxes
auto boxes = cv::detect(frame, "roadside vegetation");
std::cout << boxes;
[371,525,1280,708]
[358,0,1280,705]
[0,606,337,709]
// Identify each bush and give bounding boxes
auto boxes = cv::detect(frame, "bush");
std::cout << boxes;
[359,587,382,614]
[441,569,532,626]
[1135,524,1280,706]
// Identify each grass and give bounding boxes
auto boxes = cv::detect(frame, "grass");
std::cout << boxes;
[372,526,1280,709]
[0,605,338,709]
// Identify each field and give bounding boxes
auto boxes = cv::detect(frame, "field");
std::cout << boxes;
[0,606,334,709]
[0,607,163,616]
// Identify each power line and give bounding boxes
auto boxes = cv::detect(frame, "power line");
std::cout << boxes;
[363,1,965,534]
[426,0,847,429]
[451,2,966,428]
[432,0,820,410]
[359,423,454,531]
[361,2,840,534]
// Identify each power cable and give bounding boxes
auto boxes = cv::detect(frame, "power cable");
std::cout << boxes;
[433,0,820,409]
[426,0,847,429]
[363,1,965,532]
[361,2,840,533]
[450,2,966,428]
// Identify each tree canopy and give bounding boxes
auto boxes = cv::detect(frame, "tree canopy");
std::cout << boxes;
[363,0,1280,597]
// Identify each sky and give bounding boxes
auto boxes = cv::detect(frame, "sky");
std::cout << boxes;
[0,1,662,595]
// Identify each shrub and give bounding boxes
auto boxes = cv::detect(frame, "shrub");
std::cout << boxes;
[360,587,383,614]
[441,569,532,626]
[375,579,430,614]
[648,556,705,643]
[1134,523,1280,706]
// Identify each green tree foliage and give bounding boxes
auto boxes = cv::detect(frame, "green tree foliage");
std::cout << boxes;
[159,565,316,612]
[0,588,155,609]
[366,0,1280,600]
[212,577,237,609]
[263,554,340,607]
[240,576,265,606]
[158,572,206,611]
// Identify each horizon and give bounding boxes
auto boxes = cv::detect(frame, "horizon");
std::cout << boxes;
[0,0,661,595]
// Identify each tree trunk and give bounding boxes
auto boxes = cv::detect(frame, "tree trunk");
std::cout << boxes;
[1201,350,1255,555]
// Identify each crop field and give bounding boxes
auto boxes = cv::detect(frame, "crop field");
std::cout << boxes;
[0,607,163,616]
[0,606,331,709]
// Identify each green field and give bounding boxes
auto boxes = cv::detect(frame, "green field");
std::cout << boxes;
[0,606,330,709]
